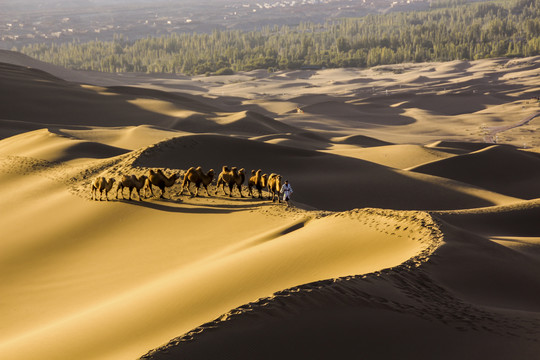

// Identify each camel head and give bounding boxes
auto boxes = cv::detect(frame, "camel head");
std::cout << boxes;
[251,169,256,176]
[222,165,229,172]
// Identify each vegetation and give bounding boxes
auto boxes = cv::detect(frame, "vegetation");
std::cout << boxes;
[19,0,540,75]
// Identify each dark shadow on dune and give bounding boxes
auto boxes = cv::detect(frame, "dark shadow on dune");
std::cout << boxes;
[433,200,540,238]
[334,134,393,147]
[1,62,333,143]
[114,198,232,214]
[410,145,540,199]
[0,119,47,140]
[289,94,417,126]
[0,63,175,126]
[394,93,506,116]
[425,141,493,155]
[115,195,270,213]
[106,86,223,113]
[132,134,503,211]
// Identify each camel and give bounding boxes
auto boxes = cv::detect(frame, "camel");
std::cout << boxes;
[267,173,283,203]
[145,169,180,199]
[215,166,245,197]
[181,166,215,197]
[91,177,116,201]
[117,174,148,201]
[248,169,266,199]
[261,173,268,196]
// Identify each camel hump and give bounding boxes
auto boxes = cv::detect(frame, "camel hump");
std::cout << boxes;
[195,166,203,171]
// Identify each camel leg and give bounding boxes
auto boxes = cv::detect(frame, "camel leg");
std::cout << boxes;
[216,184,227,196]
[147,184,155,198]
[160,186,166,199]
[181,181,189,196]
[130,187,140,201]
[237,185,244,198]
[204,185,211,197]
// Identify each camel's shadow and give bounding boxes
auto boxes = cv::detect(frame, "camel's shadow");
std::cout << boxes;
[115,196,270,214]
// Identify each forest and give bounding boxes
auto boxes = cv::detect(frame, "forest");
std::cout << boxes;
[18,0,540,75]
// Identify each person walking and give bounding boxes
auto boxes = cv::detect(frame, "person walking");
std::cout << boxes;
[280,180,293,207]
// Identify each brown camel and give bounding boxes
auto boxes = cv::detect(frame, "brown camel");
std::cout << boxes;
[146,169,180,199]
[117,174,148,201]
[91,177,116,201]
[181,166,215,197]
[215,166,245,197]
[248,169,266,199]
[267,173,283,203]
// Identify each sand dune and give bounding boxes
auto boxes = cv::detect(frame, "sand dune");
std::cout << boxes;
[410,144,540,199]
[325,143,456,169]
[0,128,128,162]
[0,51,539,360]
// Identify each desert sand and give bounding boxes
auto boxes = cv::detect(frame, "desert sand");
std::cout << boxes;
[0,49,539,359]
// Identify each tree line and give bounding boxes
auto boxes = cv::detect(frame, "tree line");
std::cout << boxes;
[18,0,540,75]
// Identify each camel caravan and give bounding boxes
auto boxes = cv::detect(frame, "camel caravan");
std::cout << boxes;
[91,166,285,203]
